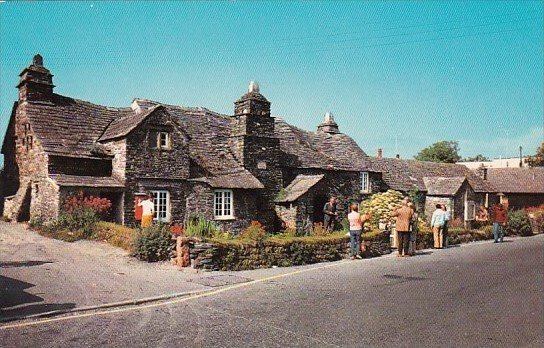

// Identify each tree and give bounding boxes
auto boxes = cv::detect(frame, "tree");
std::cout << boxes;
[414,141,461,163]
[528,142,544,167]
[462,154,490,162]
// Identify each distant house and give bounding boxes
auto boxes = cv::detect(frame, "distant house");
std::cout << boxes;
[483,167,544,210]
[459,157,530,169]
[0,55,369,233]
[366,157,492,222]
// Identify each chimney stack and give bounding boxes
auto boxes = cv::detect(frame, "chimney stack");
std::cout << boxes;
[377,148,383,159]
[17,54,55,103]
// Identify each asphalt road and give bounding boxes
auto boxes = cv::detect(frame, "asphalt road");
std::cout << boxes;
[1,234,543,347]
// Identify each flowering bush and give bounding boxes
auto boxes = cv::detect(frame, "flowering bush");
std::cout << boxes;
[170,223,184,236]
[506,210,534,237]
[59,191,112,237]
[238,220,267,241]
[360,190,403,228]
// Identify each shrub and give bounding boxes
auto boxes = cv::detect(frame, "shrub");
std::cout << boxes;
[361,190,404,228]
[238,220,267,242]
[481,225,494,239]
[132,223,173,262]
[311,222,330,236]
[449,217,464,228]
[506,210,534,237]
[93,221,135,251]
[185,217,220,238]
[59,192,112,238]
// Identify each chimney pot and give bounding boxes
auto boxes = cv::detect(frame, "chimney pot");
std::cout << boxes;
[377,148,383,159]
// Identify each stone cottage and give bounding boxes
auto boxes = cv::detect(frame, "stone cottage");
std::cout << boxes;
[1,55,372,233]
[365,157,492,222]
[482,167,544,210]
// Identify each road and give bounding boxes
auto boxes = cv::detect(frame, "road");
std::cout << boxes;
[1,224,543,347]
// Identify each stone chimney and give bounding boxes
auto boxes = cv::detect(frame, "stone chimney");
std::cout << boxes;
[317,112,340,134]
[477,164,488,180]
[17,54,55,103]
[377,148,383,159]
[234,81,271,117]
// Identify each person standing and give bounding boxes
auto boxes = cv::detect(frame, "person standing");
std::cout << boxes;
[441,204,450,248]
[431,204,446,249]
[323,196,338,232]
[492,203,507,243]
[476,205,489,222]
[347,203,371,260]
[408,202,419,256]
[138,194,154,228]
[392,198,414,257]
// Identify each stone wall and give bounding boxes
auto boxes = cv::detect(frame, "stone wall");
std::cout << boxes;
[3,103,50,221]
[30,177,60,222]
[188,232,392,271]
[185,184,262,234]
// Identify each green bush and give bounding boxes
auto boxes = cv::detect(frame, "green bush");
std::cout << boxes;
[132,224,173,262]
[506,210,533,237]
[185,216,220,238]
[58,207,98,238]
[311,222,330,236]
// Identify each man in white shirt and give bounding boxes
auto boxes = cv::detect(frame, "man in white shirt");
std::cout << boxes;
[138,194,154,228]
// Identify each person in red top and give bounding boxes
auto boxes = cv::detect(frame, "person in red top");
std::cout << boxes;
[492,203,508,243]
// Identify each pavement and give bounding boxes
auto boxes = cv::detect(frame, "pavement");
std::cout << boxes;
[1,221,543,347]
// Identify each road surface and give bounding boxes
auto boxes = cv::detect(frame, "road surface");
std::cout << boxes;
[1,223,543,347]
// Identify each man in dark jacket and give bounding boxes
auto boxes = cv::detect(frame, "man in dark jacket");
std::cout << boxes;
[323,196,338,231]
[492,203,508,243]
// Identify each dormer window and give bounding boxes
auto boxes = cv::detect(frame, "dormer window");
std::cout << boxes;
[149,130,171,150]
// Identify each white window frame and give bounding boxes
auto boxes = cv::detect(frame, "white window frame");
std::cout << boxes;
[361,172,371,193]
[214,189,234,220]
[157,131,171,150]
[151,190,170,222]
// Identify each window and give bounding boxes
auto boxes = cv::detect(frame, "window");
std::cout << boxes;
[214,190,234,219]
[151,190,170,222]
[158,132,170,149]
[149,131,171,150]
[361,172,371,193]
[465,201,476,221]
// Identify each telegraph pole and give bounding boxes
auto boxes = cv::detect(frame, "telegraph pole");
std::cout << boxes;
[519,146,523,168]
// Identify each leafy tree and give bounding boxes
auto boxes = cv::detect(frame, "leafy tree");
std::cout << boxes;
[414,141,461,163]
[462,154,490,162]
[528,142,544,167]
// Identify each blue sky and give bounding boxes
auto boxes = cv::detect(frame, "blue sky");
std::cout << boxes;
[1,1,543,165]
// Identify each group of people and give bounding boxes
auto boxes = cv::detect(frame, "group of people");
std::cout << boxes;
[324,195,509,260]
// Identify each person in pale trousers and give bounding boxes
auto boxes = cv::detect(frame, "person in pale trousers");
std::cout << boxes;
[431,204,446,249]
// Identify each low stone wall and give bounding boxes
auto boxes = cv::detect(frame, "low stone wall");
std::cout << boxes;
[186,232,392,271]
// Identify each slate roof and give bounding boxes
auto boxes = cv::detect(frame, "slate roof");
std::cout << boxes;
[49,174,124,188]
[189,172,264,189]
[486,168,544,194]
[24,94,132,158]
[423,176,466,196]
[98,104,162,141]
[274,119,369,171]
[276,174,325,203]
[367,157,491,193]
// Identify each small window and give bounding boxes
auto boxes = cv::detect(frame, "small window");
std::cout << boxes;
[148,131,171,150]
[151,190,170,222]
[214,190,234,219]
[27,136,33,150]
[361,172,371,193]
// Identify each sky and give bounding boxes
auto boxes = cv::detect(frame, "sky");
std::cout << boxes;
[1,1,543,166]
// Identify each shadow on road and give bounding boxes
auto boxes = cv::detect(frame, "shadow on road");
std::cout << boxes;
[0,260,54,268]
[0,275,75,320]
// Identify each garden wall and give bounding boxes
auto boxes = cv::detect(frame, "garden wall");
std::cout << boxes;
[186,232,392,271]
